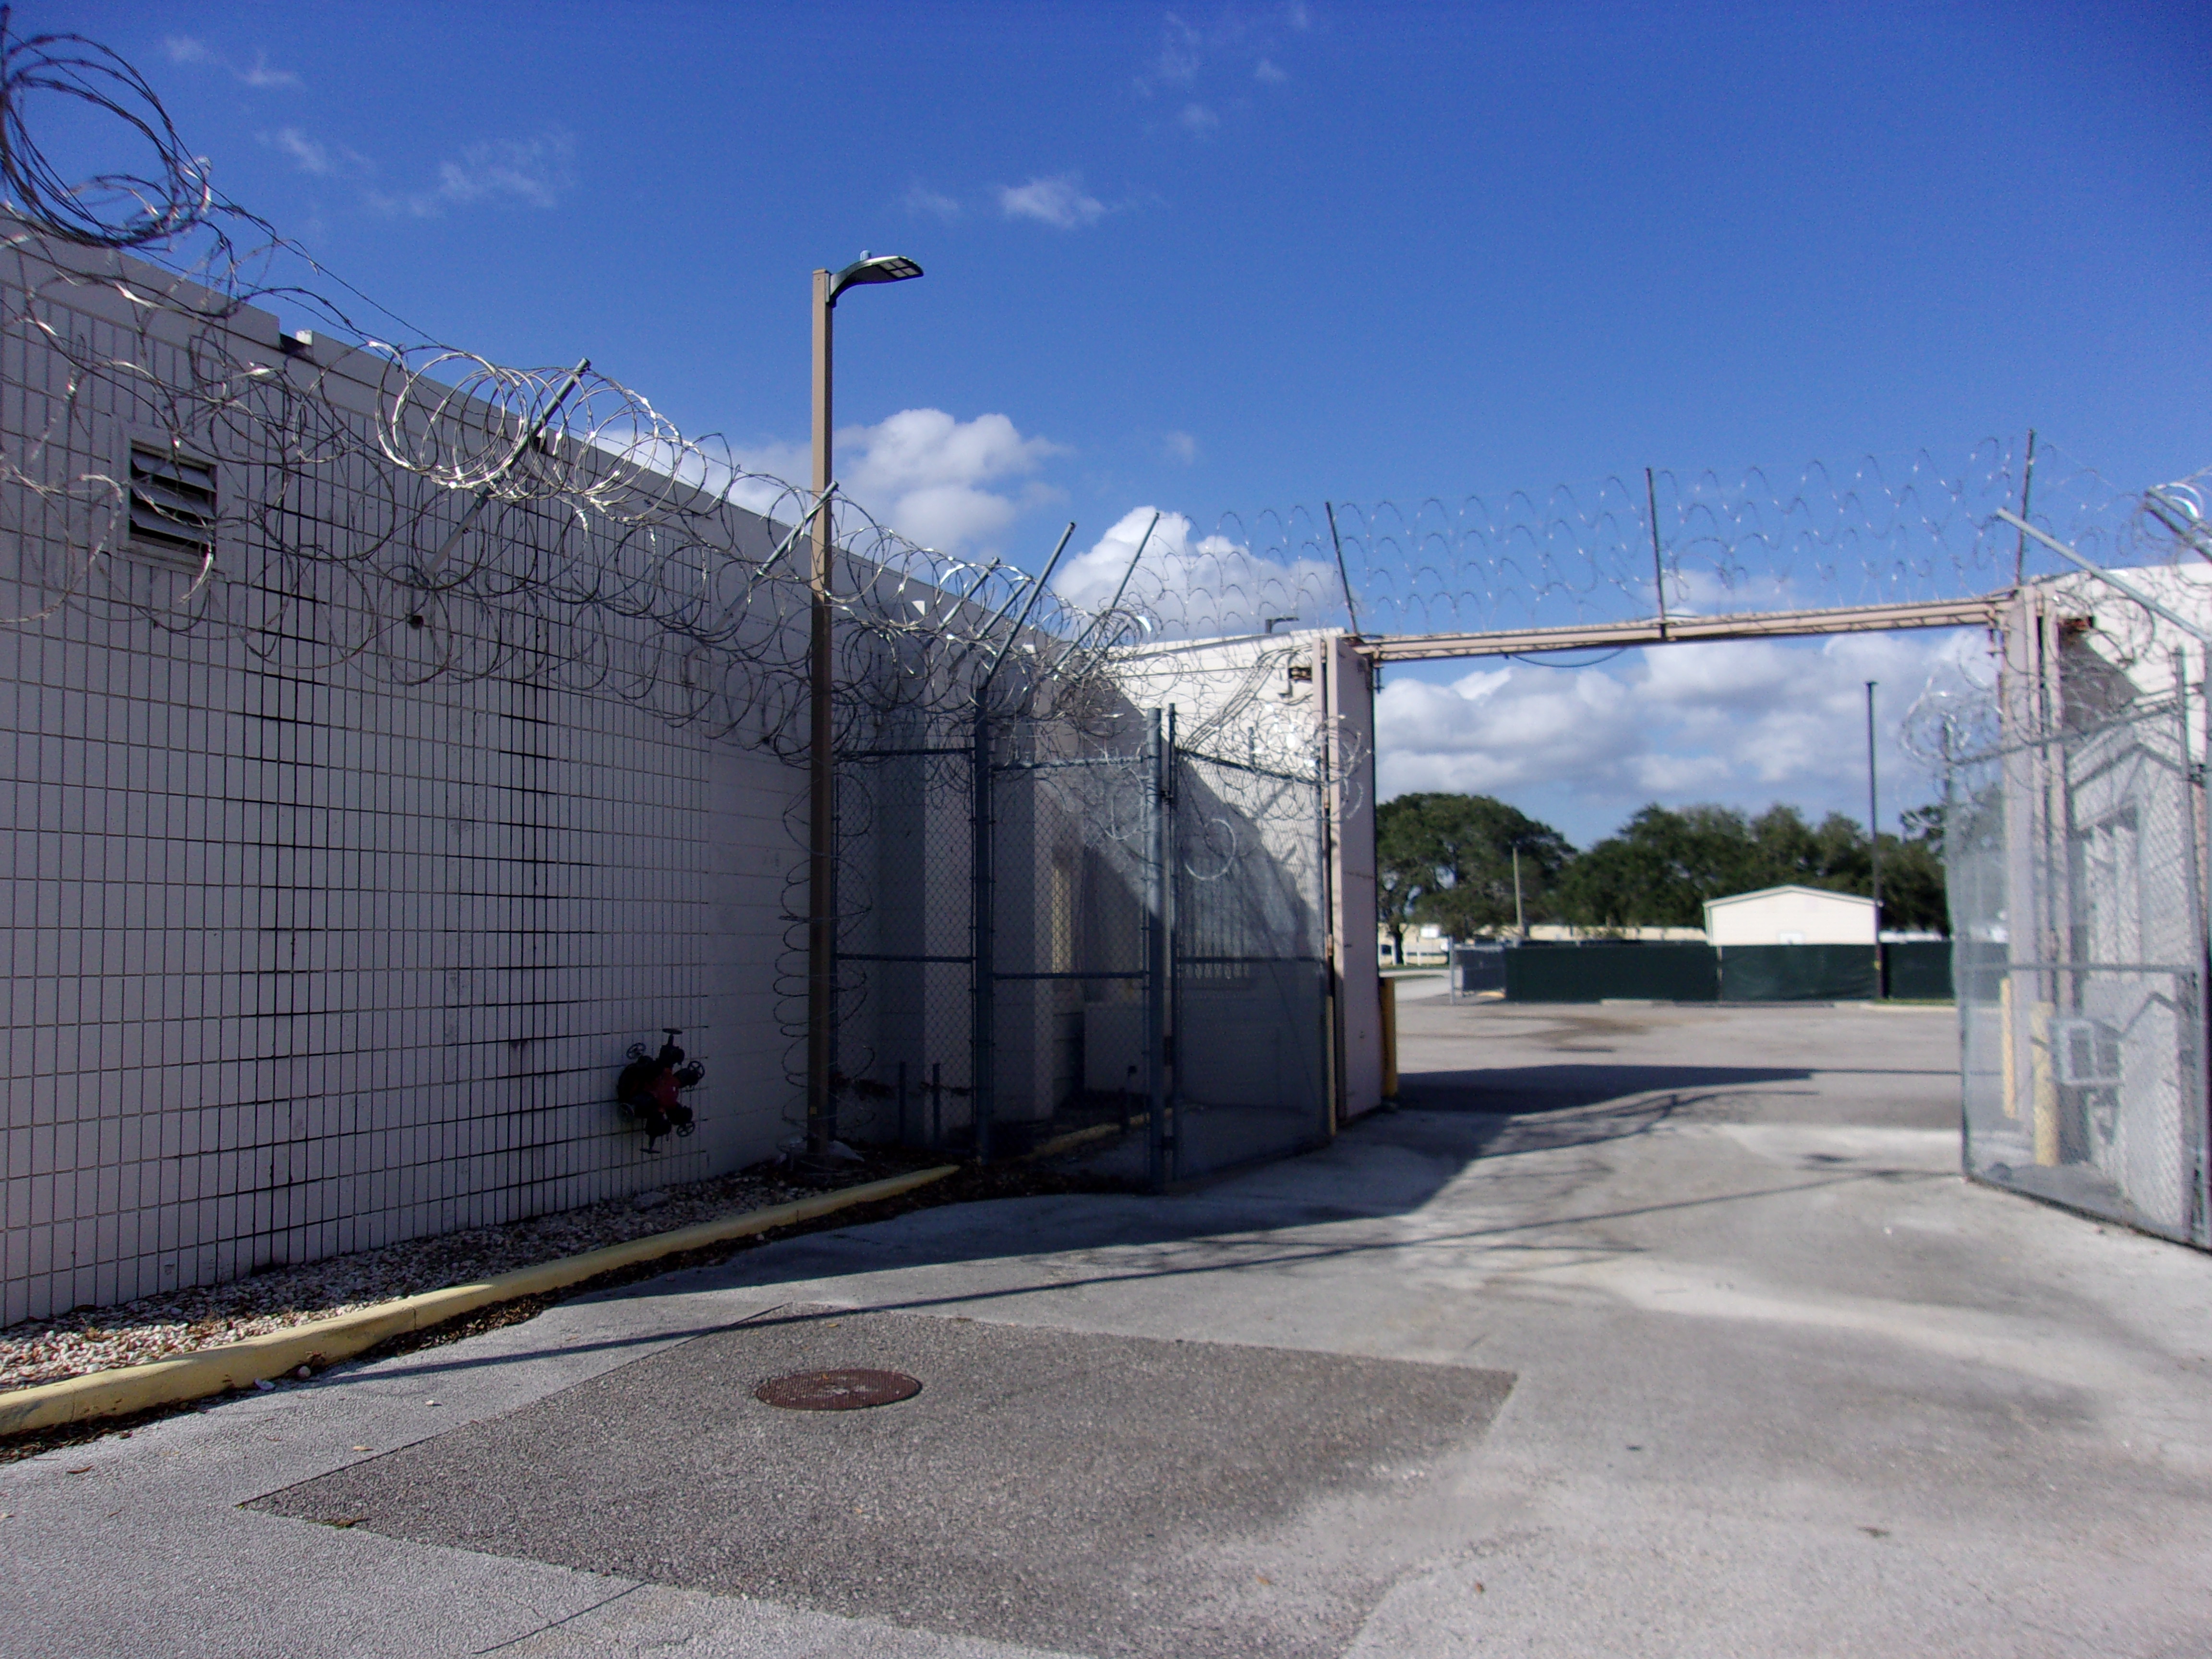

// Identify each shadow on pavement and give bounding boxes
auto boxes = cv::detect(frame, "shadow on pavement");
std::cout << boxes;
[336,1046,1946,1389]
[1401,1062,1812,1113]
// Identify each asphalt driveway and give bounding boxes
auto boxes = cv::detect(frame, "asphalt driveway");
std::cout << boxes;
[5,1000,2209,1657]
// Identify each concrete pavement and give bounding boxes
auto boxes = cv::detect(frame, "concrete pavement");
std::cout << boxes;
[4,1001,2209,1656]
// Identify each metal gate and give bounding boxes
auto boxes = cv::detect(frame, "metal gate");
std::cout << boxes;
[836,705,1333,1189]
[1168,733,1333,1181]
[1949,691,2210,1245]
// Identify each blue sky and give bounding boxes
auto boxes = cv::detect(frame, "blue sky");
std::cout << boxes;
[36,1,2212,843]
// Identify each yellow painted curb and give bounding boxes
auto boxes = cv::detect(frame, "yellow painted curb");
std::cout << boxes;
[0,1164,960,1439]
[1017,1119,1134,1163]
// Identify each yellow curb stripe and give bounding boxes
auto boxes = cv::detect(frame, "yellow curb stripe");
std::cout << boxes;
[1016,1120,1129,1163]
[0,1164,960,1439]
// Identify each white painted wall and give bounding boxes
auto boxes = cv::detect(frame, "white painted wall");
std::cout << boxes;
[1,238,807,1324]
[1,227,1376,1323]
[1704,886,1875,947]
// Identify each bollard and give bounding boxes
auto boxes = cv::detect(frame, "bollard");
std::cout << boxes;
[1380,977,1399,1102]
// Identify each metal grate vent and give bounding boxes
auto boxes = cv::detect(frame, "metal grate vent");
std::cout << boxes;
[2056,1017,2124,1088]
[127,441,216,562]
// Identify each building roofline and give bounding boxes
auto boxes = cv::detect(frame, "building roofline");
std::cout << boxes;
[1702,884,1875,911]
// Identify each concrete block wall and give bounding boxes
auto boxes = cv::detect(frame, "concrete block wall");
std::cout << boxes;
[0,241,806,1325]
[0,587,805,1326]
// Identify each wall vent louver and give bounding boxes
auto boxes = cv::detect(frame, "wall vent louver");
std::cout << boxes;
[127,441,216,562]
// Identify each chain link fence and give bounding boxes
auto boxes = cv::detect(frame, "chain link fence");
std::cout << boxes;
[1169,742,1332,1181]
[1949,690,2209,1245]
[834,704,1332,1188]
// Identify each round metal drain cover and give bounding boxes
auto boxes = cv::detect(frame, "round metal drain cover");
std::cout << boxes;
[755,1368,922,1410]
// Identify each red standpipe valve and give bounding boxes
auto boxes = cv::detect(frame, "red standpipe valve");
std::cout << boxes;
[616,1028,704,1147]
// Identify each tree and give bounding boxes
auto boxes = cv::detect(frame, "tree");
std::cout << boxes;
[1553,799,1951,934]
[1376,793,1575,954]
[1554,804,1767,928]
[1877,806,1949,934]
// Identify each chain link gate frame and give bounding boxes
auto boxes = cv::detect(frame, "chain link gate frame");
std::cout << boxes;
[836,704,1334,1190]
[1949,686,2212,1245]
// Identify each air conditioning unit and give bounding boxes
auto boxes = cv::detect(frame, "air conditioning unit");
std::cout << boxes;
[2054,1018,2123,1088]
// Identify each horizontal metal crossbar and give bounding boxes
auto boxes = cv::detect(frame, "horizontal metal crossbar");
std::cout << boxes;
[1360,593,2010,662]
[1175,954,1327,965]
[991,755,1139,774]
[840,746,973,759]
[841,952,975,965]
[991,970,1146,981]
[1177,748,1316,785]
[1999,961,2201,975]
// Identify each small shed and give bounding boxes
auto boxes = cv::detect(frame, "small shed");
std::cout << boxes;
[1704,885,1875,947]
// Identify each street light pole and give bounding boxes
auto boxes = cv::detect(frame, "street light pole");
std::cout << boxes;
[806,252,923,1159]
[1866,679,1883,999]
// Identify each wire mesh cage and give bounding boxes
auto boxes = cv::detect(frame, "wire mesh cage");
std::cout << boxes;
[1169,744,1331,1181]
[1950,690,2209,1245]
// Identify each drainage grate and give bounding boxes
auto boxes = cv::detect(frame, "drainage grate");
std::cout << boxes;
[754,1368,922,1410]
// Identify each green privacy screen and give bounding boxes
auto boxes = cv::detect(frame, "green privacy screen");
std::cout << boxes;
[1498,942,1952,1002]
[1503,944,1719,1002]
[1881,940,1954,1000]
[1718,945,1877,1001]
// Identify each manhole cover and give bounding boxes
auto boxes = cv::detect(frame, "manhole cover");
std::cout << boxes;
[755,1368,922,1410]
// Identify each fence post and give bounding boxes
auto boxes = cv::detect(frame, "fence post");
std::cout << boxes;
[1317,745,1338,1137]
[1144,708,1168,1192]
[2202,661,2212,1245]
[972,710,996,1163]
[2182,657,2211,1244]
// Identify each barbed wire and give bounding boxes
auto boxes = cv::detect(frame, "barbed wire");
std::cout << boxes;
[1092,441,2174,644]
[0,15,1203,767]
[1895,459,2212,772]
[9,13,2208,1109]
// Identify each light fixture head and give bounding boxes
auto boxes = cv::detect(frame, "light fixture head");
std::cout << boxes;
[829,252,924,302]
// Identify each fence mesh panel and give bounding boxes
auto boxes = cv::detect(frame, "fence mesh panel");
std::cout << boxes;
[1949,693,2209,1244]
[986,721,1158,1154]
[837,709,1334,1186]
[837,738,978,1150]
[1169,746,1331,1181]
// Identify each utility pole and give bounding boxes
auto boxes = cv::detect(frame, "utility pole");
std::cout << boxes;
[1512,845,1526,939]
[1866,679,1883,998]
[806,253,922,1159]
[807,267,836,1159]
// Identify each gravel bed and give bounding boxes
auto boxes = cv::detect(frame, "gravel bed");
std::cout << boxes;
[0,1164,855,1392]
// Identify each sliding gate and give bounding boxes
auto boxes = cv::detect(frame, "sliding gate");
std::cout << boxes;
[1168,734,1334,1181]
[838,709,1332,1188]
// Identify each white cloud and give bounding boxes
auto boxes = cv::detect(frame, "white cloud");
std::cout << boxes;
[733,409,1066,552]
[1162,431,1200,465]
[269,128,330,174]
[904,183,962,222]
[163,37,301,88]
[998,174,1106,229]
[1376,628,1999,839]
[262,127,370,178]
[1379,665,1640,796]
[1153,16,1203,86]
[1134,11,1300,119]
[239,53,301,89]
[370,133,574,216]
[1055,507,1341,636]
